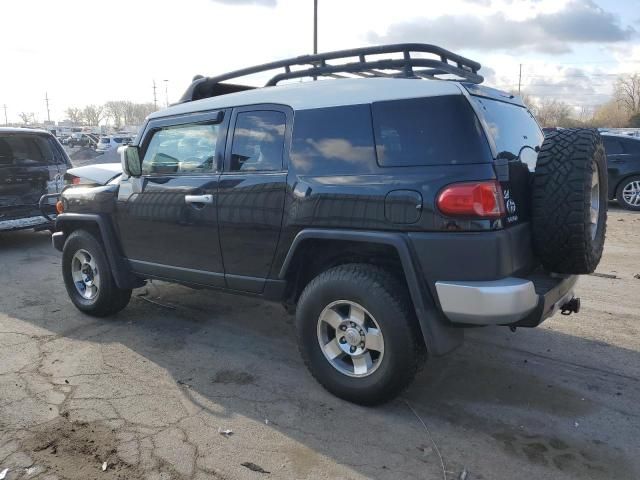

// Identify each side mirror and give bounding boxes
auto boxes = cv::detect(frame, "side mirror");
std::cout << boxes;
[120,145,141,177]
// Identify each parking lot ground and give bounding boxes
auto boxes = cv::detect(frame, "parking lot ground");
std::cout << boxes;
[0,206,638,480]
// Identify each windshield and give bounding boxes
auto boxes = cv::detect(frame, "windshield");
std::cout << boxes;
[471,96,543,164]
[99,138,110,144]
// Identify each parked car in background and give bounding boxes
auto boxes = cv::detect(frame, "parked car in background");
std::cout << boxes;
[603,134,640,210]
[67,133,99,148]
[63,162,121,186]
[96,135,133,153]
[0,127,70,231]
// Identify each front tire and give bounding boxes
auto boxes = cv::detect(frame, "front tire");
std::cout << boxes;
[616,175,640,211]
[296,264,425,405]
[62,230,131,316]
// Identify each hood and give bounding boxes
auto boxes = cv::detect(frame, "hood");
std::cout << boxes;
[67,163,122,185]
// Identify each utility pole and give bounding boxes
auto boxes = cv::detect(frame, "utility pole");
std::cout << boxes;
[45,92,51,122]
[163,80,169,107]
[518,64,522,95]
[313,0,318,55]
[152,80,158,110]
[2,104,7,126]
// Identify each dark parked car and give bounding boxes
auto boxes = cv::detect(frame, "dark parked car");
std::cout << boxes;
[602,134,640,210]
[0,128,71,231]
[49,45,607,404]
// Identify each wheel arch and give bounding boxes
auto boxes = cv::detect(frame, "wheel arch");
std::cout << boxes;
[55,213,142,290]
[279,229,463,356]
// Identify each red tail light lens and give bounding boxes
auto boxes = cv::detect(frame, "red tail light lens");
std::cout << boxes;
[437,181,505,218]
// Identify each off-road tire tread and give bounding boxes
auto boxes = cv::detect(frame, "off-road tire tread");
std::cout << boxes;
[296,263,425,405]
[62,230,131,317]
[532,128,607,274]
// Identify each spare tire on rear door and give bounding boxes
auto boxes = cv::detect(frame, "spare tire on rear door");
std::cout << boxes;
[532,128,607,274]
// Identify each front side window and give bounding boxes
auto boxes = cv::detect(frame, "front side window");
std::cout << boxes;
[230,111,286,172]
[141,123,219,175]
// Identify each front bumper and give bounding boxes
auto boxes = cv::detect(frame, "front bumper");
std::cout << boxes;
[435,274,578,326]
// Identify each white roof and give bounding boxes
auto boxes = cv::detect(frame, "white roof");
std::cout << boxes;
[148,78,463,120]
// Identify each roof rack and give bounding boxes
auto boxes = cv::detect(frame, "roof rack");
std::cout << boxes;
[178,43,484,103]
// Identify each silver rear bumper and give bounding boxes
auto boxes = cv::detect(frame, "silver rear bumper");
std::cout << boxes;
[435,275,578,325]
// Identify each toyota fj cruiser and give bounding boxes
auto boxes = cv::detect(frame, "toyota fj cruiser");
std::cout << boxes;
[49,45,607,405]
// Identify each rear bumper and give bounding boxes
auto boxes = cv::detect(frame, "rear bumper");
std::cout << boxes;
[435,274,578,326]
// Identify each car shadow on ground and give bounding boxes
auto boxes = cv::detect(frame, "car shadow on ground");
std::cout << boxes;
[0,229,638,480]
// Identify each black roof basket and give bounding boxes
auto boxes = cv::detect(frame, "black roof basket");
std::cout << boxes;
[178,43,484,104]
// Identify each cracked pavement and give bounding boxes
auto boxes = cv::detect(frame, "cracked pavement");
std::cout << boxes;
[0,206,639,479]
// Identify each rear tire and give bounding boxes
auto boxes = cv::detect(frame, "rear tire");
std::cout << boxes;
[296,264,425,405]
[616,175,640,211]
[62,230,131,316]
[532,128,607,274]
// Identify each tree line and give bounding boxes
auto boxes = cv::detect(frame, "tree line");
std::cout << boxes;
[63,101,157,128]
[520,74,640,129]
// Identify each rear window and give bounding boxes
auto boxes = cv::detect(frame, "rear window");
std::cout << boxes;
[0,134,49,166]
[291,105,377,175]
[372,95,491,167]
[99,138,110,144]
[471,96,543,158]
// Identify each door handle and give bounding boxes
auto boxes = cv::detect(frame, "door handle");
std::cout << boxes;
[185,194,214,205]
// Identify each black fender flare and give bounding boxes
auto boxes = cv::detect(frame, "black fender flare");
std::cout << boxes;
[54,213,141,290]
[279,229,462,356]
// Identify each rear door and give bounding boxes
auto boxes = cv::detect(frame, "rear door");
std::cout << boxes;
[218,105,289,292]
[0,133,52,219]
[466,93,544,227]
[116,110,227,287]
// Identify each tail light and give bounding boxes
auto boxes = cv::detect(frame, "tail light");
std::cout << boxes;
[437,181,505,218]
[55,200,64,214]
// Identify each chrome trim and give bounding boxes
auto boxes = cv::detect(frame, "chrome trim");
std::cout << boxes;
[435,277,538,325]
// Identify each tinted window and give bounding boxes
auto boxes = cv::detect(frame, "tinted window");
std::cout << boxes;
[471,96,543,159]
[142,123,219,175]
[291,105,377,175]
[230,111,285,172]
[603,137,624,154]
[622,138,640,154]
[372,95,491,167]
[0,135,50,166]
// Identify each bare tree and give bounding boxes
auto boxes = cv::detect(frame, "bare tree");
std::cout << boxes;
[65,107,84,125]
[82,105,105,126]
[18,112,35,125]
[532,99,572,127]
[106,101,155,127]
[592,100,630,128]
[614,74,640,115]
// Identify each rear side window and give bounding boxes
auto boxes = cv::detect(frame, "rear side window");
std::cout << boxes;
[291,104,377,175]
[230,111,286,172]
[622,138,640,154]
[603,137,624,154]
[372,95,491,167]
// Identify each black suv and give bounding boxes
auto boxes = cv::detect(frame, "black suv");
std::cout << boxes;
[602,133,640,210]
[0,128,70,232]
[50,45,607,404]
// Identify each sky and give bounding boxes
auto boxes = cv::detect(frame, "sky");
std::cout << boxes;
[1,0,639,124]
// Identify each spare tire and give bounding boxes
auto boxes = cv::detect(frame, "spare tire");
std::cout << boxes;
[532,129,607,274]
